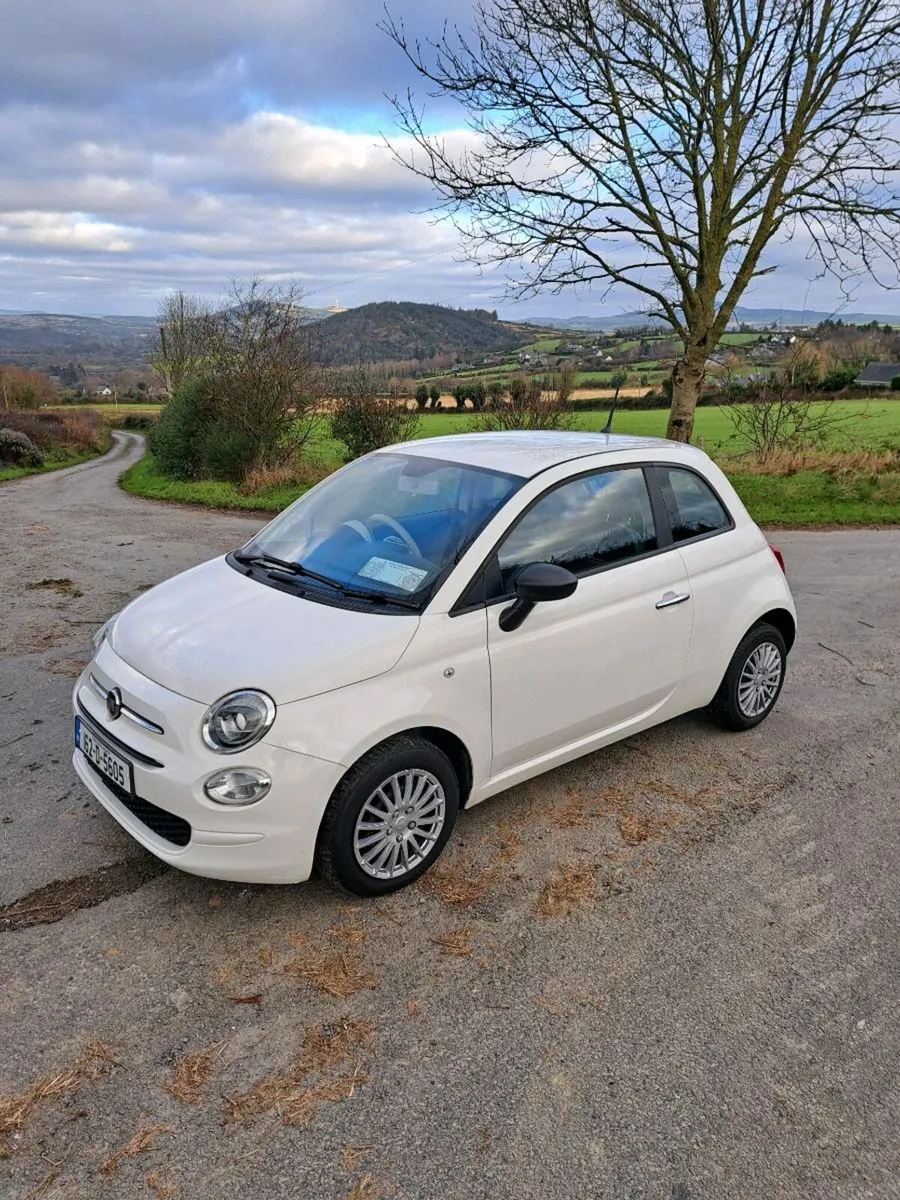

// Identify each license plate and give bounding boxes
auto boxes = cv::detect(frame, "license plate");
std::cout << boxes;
[75,717,133,794]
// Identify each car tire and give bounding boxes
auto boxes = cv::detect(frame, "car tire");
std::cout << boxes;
[315,735,460,897]
[708,622,787,732]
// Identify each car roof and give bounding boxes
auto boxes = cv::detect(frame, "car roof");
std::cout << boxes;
[382,430,703,478]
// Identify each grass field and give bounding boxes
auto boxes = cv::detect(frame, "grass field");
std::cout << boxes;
[118,400,900,526]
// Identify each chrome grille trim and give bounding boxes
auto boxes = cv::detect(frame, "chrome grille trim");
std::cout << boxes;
[77,700,165,768]
[88,673,165,736]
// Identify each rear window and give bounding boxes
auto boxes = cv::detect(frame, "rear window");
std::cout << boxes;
[659,467,731,542]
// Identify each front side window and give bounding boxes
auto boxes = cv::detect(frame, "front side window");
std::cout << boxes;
[659,467,731,542]
[496,467,657,593]
[241,453,522,608]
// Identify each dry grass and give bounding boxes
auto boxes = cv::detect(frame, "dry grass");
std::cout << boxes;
[100,1123,172,1177]
[147,1170,179,1199]
[619,806,682,846]
[432,928,473,957]
[0,1042,113,1140]
[341,1144,374,1171]
[419,859,496,907]
[547,788,592,828]
[167,1045,220,1106]
[281,1074,369,1127]
[294,1020,375,1077]
[405,1000,422,1018]
[25,577,83,598]
[491,828,524,864]
[327,922,368,946]
[239,459,331,496]
[345,1175,383,1200]
[536,864,598,918]
[223,1018,374,1127]
[258,946,276,968]
[283,950,380,998]
[723,447,900,477]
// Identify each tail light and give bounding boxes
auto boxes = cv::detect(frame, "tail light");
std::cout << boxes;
[769,543,786,574]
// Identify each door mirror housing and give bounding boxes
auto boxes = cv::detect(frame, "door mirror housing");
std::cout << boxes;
[499,563,578,632]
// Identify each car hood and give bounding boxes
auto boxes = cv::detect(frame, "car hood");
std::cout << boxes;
[110,556,419,704]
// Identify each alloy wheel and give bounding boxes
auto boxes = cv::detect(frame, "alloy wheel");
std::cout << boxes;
[353,769,446,880]
[737,642,783,717]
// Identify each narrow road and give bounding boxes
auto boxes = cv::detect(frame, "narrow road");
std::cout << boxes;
[0,441,898,1200]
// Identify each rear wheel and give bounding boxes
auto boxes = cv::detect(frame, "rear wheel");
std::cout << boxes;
[315,735,459,897]
[709,622,787,731]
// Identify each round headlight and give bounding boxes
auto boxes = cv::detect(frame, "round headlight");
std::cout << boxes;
[201,690,276,753]
[204,767,272,806]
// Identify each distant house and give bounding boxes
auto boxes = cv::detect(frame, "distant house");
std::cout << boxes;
[95,385,113,397]
[855,363,900,388]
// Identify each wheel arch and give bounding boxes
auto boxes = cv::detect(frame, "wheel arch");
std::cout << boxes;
[757,607,796,653]
[323,725,475,820]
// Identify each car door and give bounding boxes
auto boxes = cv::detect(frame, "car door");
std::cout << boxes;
[485,464,693,777]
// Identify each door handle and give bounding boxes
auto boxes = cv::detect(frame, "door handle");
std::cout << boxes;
[656,591,691,610]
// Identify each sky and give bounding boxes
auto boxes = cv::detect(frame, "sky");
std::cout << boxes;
[0,0,898,320]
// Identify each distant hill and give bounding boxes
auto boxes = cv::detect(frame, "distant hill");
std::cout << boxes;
[519,305,900,332]
[312,301,533,366]
[0,311,157,370]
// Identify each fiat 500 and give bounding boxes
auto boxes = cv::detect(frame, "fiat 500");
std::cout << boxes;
[73,431,796,896]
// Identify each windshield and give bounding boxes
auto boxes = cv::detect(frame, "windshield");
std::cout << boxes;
[241,452,522,607]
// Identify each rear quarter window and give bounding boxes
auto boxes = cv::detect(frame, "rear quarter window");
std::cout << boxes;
[660,467,731,542]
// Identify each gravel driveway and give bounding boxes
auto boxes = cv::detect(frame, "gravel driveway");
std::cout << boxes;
[1,435,898,1199]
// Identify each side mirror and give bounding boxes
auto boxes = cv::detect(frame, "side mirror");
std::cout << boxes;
[499,562,578,632]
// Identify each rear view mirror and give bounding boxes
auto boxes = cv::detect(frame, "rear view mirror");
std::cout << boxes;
[499,562,578,632]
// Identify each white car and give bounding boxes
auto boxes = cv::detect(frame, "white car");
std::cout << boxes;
[73,431,796,896]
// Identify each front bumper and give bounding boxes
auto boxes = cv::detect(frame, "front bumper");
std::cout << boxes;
[72,644,346,884]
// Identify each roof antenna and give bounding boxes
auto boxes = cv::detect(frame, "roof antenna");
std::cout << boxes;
[602,401,617,434]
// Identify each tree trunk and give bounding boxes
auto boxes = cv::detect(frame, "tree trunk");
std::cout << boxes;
[666,348,708,442]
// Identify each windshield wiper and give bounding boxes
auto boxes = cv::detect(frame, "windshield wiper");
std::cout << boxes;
[234,551,420,609]
[234,550,343,591]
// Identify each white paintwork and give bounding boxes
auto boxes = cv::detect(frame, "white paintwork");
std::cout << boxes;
[110,555,418,704]
[73,434,796,884]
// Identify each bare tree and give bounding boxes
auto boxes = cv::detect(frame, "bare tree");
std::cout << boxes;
[384,0,900,441]
[152,290,211,395]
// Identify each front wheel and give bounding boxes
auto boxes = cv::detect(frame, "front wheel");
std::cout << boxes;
[315,735,459,897]
[708,622,787,731]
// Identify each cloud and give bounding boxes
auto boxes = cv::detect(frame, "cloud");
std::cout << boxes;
[0,0,896,318]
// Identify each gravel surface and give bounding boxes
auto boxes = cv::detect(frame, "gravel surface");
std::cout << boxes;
[0,435,898,1200]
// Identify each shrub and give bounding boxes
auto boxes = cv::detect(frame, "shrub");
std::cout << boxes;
[200,423,262,483]
[820,365,859,392]
[415,383,430,410]
[0,428,44,467]
[429,383,441,406]
[331,370,422,459]
[150,279,323,484]
[892,376,900,391]
[58,410,105,452]
[116,412,159,432]
[0,410,65,448]
[150,378,217,479]
[474,373,573,432]
[0,366,57,410]
[0,408,104,452]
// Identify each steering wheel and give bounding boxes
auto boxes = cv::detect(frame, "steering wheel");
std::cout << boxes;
[368,513,423,559]
[339,515,424,559]
[339,520,373,542]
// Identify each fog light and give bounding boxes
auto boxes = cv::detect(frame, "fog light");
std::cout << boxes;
[204,768,272,806]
